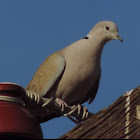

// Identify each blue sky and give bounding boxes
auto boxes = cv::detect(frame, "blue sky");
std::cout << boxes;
[0,0,140,139]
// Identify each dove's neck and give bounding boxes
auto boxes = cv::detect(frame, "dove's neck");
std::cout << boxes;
[88,35,108,63]
[59,34,108,67]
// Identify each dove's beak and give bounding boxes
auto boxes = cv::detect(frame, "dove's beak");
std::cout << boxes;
[117,35,123,42]
[112,33,123,42]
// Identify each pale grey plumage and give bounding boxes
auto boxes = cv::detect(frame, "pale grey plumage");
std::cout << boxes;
[26,21,123,107]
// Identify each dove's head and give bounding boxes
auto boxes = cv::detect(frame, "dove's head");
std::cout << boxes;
[88,21,123,42]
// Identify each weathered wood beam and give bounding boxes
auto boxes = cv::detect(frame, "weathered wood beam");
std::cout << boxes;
[59,86,140,139]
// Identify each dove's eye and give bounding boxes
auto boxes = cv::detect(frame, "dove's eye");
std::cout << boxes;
[105,26,110,30]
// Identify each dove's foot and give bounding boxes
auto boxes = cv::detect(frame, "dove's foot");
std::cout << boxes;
[55,98,68,112]
[67,104,89,122]
[74,104,89,121]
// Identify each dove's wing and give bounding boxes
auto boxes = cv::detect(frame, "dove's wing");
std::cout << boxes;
[26,52,65,96]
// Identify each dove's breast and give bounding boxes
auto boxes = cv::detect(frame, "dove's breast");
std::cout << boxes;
[55,40,102,105]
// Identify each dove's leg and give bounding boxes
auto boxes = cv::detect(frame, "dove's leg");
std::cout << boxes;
[55,98,68,112]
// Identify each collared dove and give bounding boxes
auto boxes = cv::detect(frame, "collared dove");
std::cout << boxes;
[26,21,123,120]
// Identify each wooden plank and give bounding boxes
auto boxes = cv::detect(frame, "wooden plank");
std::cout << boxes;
[60,87,140,139]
